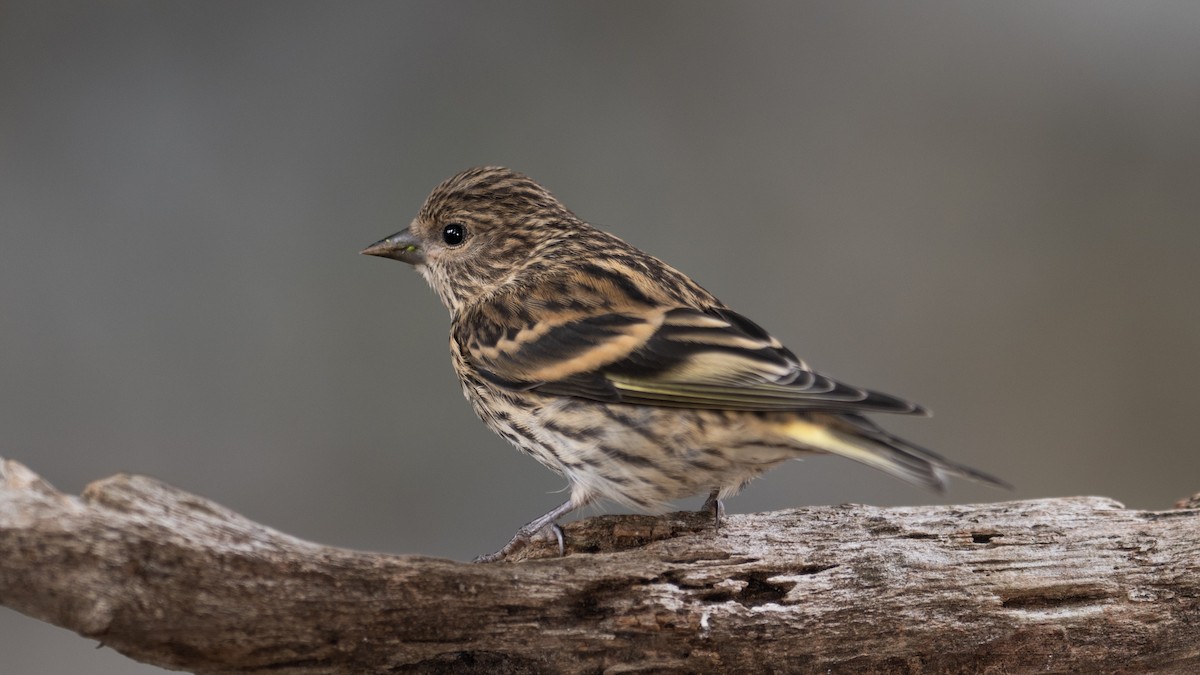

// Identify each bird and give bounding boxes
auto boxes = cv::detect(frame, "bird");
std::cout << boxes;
[362,166,1007,562]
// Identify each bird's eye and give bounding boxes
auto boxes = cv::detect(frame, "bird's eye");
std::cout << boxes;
[442,223,466,246]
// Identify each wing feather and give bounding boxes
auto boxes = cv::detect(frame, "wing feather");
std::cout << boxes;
[460,304,926,415]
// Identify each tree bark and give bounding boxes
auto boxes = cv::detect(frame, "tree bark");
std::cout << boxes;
[1,457,1197,674]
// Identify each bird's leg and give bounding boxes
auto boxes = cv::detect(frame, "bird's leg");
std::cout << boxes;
[700,488,724,531]
[473,499,580,563]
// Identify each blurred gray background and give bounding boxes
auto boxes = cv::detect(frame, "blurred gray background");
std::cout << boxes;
[3,1,1199,672]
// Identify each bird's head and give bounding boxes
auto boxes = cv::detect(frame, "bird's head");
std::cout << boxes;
[363,167,580,313]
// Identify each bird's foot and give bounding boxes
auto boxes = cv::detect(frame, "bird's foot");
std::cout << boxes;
[473,500,575,563]
[473,522,564,563]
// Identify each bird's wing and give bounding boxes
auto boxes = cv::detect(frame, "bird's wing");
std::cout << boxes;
[461,304,926,415]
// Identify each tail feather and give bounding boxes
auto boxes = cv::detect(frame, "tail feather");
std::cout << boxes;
[781,413,1010,492]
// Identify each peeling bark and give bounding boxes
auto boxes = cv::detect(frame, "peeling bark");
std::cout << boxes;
[1,457,1197,674]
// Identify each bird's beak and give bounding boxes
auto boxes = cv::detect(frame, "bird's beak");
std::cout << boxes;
[361,229,425,265]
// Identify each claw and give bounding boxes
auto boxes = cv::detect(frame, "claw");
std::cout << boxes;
[549,523,565,556]
[700,488,724,531]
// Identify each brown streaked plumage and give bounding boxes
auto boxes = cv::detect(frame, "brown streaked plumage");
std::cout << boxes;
[363,166,1007,562]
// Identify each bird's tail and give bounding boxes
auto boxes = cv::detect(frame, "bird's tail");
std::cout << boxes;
[779,413,1010,492]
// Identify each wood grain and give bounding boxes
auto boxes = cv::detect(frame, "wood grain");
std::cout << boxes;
[2,458,1197,674]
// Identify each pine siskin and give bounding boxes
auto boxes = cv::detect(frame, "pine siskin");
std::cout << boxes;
[363,167,1007,562]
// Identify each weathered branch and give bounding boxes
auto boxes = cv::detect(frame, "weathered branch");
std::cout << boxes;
[1,457,1197,674]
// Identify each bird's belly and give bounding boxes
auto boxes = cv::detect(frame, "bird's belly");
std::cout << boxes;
[464,381,798,511]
